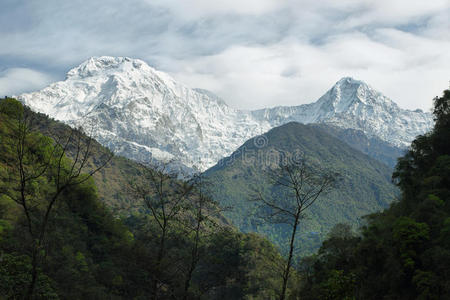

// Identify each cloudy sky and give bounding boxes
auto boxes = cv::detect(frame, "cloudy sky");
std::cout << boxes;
[0,0,449,111]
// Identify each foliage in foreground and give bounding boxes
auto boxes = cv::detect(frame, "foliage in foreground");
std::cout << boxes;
[296,89,450,299]
[0,98,286,299]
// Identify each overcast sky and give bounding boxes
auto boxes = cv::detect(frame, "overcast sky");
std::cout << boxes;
[0,0,449,111]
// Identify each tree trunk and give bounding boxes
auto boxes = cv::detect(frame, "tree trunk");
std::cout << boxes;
[152,225,167,300]
[25,249,38,300]
[183,221,201,300]
[280,213,300,300]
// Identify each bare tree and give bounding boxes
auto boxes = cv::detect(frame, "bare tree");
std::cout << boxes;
[253,160,338,300]
[1,102,112,299]
[181,174,223,300]
[130,162,194,300]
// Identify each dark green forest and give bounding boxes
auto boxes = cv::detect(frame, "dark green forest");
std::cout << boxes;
[0,87,449,299]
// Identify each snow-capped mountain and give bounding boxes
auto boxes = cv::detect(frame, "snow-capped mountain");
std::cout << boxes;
[18,57,267,172]
[253,77,433,148]
[18,56,433,171]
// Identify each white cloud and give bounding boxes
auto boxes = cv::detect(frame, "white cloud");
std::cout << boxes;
[148,0,283,18]
[0,68,55,97]
[171,29,450,111]
[0,0,449,111]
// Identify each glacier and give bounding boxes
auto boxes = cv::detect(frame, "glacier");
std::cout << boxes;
[18,56,433,172]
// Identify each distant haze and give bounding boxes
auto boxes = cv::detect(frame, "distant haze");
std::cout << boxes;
[1,0,449,111]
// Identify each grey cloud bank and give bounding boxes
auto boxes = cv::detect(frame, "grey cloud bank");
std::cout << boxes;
[0,0,449,110]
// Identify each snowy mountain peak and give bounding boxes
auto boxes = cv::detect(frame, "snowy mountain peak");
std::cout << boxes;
[65,56,184,100]
[67,56,153,78]
[18,57,259,172]
[334,76,364,89]
[321,77,395,113]
[18,57,433,171]
[254,77,432,148]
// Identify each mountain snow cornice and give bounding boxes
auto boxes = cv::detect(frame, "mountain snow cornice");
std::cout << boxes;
[18,57,433,171]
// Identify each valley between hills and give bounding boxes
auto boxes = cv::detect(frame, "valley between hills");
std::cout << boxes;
[1,57,448,299]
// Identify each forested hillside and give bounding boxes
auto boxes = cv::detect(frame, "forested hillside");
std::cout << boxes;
[1,86,447,299]
[311,124,405,168]
[0,98,288,299]
[295,89,450,299]
[10,106,158,214]
[204,122,398,256]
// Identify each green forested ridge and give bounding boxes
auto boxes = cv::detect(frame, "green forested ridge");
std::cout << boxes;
[204,122,398,256]
[296,89,450,299]
[1,85,447,300]
[0,98,288,299]
[11,105,152,214]
[311,124,405,168]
